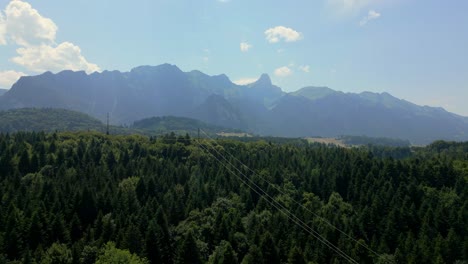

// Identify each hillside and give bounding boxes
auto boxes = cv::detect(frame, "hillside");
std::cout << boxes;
[132,115,242,136]
[268,90,468,144]
[0,89,7,96]
[0,108,105,133]
[0,132,465,263]
[1,64,467,144]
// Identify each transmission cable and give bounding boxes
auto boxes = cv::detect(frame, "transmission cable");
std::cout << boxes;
[198,129,384,259]
[195,140,359,264]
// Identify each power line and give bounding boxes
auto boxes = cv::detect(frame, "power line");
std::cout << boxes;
[196,142,358,264]
[195,140,359,264]
[106,113,110,135]
[199,128,384,259]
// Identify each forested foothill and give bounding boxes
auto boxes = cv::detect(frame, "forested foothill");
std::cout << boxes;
[0,131,466,263]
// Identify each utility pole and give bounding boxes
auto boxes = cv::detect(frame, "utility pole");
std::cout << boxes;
[106,113,109,135]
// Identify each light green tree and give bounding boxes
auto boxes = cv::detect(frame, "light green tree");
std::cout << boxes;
[41,243,72,264]
[95,242,148,264]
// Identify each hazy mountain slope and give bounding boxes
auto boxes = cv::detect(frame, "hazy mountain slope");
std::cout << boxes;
[0,64,467,144]
[246,74,284,107]
[0,89,7,96]
[0,64,208,125]
[0,108,105,133]
[291,86,338,101]
[186,70,243,100]
[269,89,468,144]
[192,94,247,129]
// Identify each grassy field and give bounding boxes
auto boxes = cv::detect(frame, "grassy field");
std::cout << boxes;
[305,137,347,147]
[217,132,253,137]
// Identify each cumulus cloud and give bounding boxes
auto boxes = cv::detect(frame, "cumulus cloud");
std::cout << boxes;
[299,65,310,73]
[0,14,6,45]
[233,77,258,85]
[0,0,57,46]
[240,42,252,52]
[274,66,292,77]
[360,10,381,26]
[265,26,302,43]
[12,42,100,73]
[0,70,26,88]
[0,0,99,74]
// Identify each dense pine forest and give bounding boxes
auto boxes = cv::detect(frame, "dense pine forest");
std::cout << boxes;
[0,131,466,263]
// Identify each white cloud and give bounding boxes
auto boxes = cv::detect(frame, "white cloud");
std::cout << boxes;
[265,26,302,43]
[0,70,26,88]
[0,13,6,45]
[360,10,381,26]
[233,77,258,85]
[0,0,99,74]
[299,65,310,73]
[12,42,100,73]
[1,0,57,46]
[240,42,252,52]
[274,66,292,77]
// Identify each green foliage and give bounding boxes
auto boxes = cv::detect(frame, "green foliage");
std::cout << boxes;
[0,108,104,133]
[132,116,241,136]
[79,245,99,264]
[41,243,72,264]
[95,242,148,264]
[259,232,280,264]
[240,245,262,264]
[208,240,238,264]
[287,246,306,264]
[340,135,411,147]
[175,230,203,264]
[0,132,466,263]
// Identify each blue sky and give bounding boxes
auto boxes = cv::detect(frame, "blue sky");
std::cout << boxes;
[1,0,467,115]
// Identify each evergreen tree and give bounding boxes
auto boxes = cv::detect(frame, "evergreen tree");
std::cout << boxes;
[175,230,203,264]
[287,246,306,264]
[145,220,163,264]
[208,240,238,264]
[259,232,280,264]
[241,245,262,264]
[41,243,72,264]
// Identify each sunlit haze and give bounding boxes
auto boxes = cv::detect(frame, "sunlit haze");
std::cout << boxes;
[0,0,467,115]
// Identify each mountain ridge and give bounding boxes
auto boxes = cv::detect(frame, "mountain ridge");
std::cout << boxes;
[0,64,466,144]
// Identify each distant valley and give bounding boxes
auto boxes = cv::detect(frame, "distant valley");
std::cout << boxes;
[1,64,467,144]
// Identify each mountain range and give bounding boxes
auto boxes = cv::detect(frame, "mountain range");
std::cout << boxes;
[1,63,467,144]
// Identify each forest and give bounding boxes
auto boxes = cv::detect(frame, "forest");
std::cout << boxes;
[0,131,466,263]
